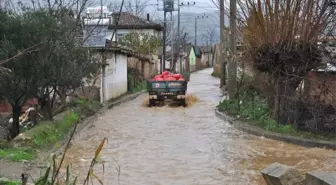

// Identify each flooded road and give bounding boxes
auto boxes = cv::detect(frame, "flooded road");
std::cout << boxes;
[62,68,336,185]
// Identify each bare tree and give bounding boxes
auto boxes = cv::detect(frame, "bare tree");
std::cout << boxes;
[202,27,216,46]
[236,0,335,127]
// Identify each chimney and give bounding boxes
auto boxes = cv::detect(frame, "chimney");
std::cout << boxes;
[147,13,150,21]
[112,12,120,25]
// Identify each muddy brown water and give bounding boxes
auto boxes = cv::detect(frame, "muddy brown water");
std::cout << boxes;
[59,68,336,185]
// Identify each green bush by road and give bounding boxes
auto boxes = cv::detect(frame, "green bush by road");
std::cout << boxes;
[0,111,79,162]
[218,89,336,141]
[211,71,220,78]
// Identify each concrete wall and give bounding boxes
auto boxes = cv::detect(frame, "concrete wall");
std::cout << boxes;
[127,57,155,79]
[262,163,336,185]
[213,44,221,74]
[213,63,220,75]
[304,71,336,106]
[196,57,202,70]
[201,53,212,67]
[97,52,128,103]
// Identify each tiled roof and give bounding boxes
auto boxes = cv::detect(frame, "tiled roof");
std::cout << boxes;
[108,12,163,31]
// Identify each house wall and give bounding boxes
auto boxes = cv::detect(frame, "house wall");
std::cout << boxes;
[151,54,159,75]
[0,101,11,114]
[97,52,128,103]
[127,57,155,79]
[196,57,202,70]
[0,98,38,114]
[201,53,212,67]
[184,58,190,81]
[213,45,221,74]
[176,57,184,73]
[158,59,171,72]
[109,29,159,41]
[189,48,196,72]
[304,71,336,106]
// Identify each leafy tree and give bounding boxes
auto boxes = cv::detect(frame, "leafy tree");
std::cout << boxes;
[120,31,161,54]
[33,9,99,120]
[0,9,99,138]
[0,11,43,138]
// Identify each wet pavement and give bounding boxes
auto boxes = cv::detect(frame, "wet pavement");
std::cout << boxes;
[61,68,336,185]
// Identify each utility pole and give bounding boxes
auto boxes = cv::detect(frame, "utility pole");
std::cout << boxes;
[163,10,167,72]
[228,0,237,99]
[207,40,210,66]
[135,0,138,15]
[157,0,174,72]
[194,17,197,47]
[177,1,195,73]
[219,0,226,89]
[177,0,181,73]
[158,0,195,73]
[194,14,208,47]
[171,28,174,69]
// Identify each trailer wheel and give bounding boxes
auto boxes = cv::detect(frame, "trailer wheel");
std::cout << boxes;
[148,100,154,107]
[181,99,187,107]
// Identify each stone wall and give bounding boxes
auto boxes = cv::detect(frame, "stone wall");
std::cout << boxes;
[262,162,336,185]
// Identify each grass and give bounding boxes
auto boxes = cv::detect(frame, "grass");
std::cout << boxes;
[0,111,79,162]
[132,80,147,93]
[74,98,102,112]
[218,91,336,141]
[0,180,20,185]
[29,112,79,147]
[128,74,147,93]
[211,71,220,78]
[0,147,34,162]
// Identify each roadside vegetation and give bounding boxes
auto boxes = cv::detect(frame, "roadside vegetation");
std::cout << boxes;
[128,69,148,93]
[0,98,102,162]
[218,85,336,141]
[0,179,20,185]
[0,0,144,183]
[211,71,220,78]
[0,99,107,184]
[218,0,336,140]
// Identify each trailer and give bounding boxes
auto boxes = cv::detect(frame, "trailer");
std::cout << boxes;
[147,80,188,107]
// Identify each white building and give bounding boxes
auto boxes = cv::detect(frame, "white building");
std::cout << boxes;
[82,7,164,84]
[82,7,163,47]
[91,44,152,103]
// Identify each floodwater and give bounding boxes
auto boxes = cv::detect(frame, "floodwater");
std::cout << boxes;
[61,68,336,185]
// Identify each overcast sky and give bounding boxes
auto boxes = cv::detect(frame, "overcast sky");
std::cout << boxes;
[100,0,219,18]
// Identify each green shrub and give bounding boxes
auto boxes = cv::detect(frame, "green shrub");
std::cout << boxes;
[128,73,147,93]
[211,72,220,78]
[0,147,34,162]
[219,88,293,132]
[218,88,336,141]
[32,112,78,147]
[0,180,20,185]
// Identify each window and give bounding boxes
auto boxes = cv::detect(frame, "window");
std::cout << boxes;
[117,33,125,42]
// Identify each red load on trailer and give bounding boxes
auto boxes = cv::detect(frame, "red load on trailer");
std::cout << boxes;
[172,74,181,79]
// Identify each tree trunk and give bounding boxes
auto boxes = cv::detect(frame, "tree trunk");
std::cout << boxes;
[41,96,53,121]
[46,99,53,121]
[58,90,67,106]
[11,105,22,138]
[60,93,66,106]
[273,79,283,126]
